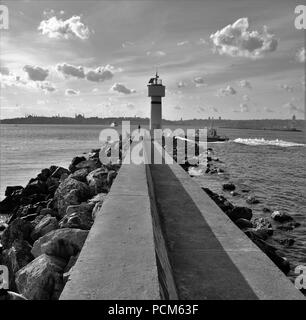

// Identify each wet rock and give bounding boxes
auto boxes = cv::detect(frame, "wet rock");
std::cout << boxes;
[59,203,94,230]
[252,218,273,237]
[241,189,250,193]
[54,178,90,217]
[246,195,260,205]
[277,238,295,246]
[1,219,33,249]
[39,208,58,217]
[20,213,39,222]
[5,186,23,197]
[0,222,8,232]
[46,177,60,196]
[15,254,66,300]
[69,156,87,173]
[31,228,89,259]
[271,211,293,223]
[37,169,51,182]
[1,239,34,290]
[31,215,59,241]
[69,168,90,183]
[263,207,272,213]
[235,218,254,229]
[277,221,301,231]
[244,230,290,274]
[227,206,252,222]
[23,180,48,196]
[75,159,102,173]
[51,167,70,179]
[222,183,236,191]
[230,191,239,196]
[86,168,109,196]
[107,170,117,186]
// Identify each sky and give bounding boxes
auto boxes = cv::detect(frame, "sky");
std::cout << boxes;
[0,0,305,120]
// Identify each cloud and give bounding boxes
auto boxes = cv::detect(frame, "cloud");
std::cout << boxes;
[240,103,249,112]
[177,41,189,46]
[238,79,252,89]
[37,81,56,93]
[217,85,237,96]
[242,94,250,101]
[197,38,207,45]
[86,66,114,82]
[122,41,135,48]
[111,83,136,94]
[23,65,49,81]
[264,107,274,113]
[146,51,166,57]
[210,18,278,59]
[193,76,206,87]
[38,15,90,40]
[280,84,294,92]
[126,103,135,109]
[198,106,206,112]
[177,81,187,88]
[283,102,303,113]
[65,88,80,96]
[0,67,10,75]
[57,63,85,79]
[296,47,305,63]
[174,105,182,110]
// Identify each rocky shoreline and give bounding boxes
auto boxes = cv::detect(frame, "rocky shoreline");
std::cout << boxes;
[0,148,121,300]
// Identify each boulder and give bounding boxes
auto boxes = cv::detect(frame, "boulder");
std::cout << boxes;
[69,168,90,182]
[222,183,236,191]
[15,254,66,300]
[235,218,254,229]
[23,180,48,196]
[246,195,260,204]
[278,238,295,246]
[54,178,90,217]
[0,222,8,232]
[86,168,109,196]
[31,228,89,259]
[76,159,102,173]
[5,186,23,197]
[31,215,59,241]
[252,218,273,238]
[271,211,293,223]
[63,254,79,284]
[39,208,58,217]
[227,206,252,222]
[263,207,272,213]
[37,168,51,182]
[277,221,301,231]
[0,290,27,300]
[92,202,103,220]
[46,177,60,196]
[1,239,34,290]
[51,167,70,179]
[69,156,86,173]
[1,219,33,249]
[107,170,117,186]
[87,193,108,205]
[59,203,94,230]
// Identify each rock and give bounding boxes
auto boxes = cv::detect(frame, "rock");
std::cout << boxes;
[54,178,90,217]
[278,238,295,246]
[5,186,23,197]
[31,215,59,241]
[263,207,272,213]
[59,203,94,230]
[222,183,236,191]
[246,195,260,204]
[235,218,254,229]
[92,202,103,220]
[107,170,117,186]
[15,254,66,300]
[217,168,224,173]
[37,168,51,182]
[1,219,33,249]
[230,191,239,196]
[69,168,90,182]
[31,228,89,259]
[39,208,58,217]
[271,211,293,223]
[241,189,250,193]
[46,177,60,196]
[0,222,8,232]
[227,206,252,222]
[277,221,301,231]
[86,168,109,196]
[62,254,79,284]
[16,204,37,218]
[0,290,27,300]
[20,213,39,222]
[23,180,48,196]
[87,193,108,205]
[0,195,20,215]
[252,218,273,238]
[51,167,70,179]
[69,156,87,173]
[1,239,34,290]
[76,159,102,173]
[244,230,290,274]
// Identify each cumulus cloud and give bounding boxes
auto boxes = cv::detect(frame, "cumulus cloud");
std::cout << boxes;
[65,88,80,96]
[296,47,305,63]
[242,94,250,101]
[177,81,187,88]
[197,38,207,45]
[23,65,49,81]
[86,66,114,82]
[238,79,252,89]
[37,82,56,93]
[283,102,303,113]
[57,63,85,79]
[111,83,136,95]
[0,67,10,75]
[146,51,166,57]
[122,41,135,48]
[240,103,249,112]
[217,85,237,96]
[38,15,90,40]
[177,41,189,46]
[193,76,206,87]
[264,107,274,113]
[210,18,278,59]
[280,84,294,92]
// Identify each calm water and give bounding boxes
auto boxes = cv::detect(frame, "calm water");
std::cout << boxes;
[0,124,305,278]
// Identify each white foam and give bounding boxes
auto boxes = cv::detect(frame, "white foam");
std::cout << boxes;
[233,138,305,147]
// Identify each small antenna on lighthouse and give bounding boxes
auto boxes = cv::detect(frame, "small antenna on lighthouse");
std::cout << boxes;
[155,66,159,79]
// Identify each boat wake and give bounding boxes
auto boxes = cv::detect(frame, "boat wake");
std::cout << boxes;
[233,138,305,147]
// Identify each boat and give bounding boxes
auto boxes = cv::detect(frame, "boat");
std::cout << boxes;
[207,127,229,142]
[110,121,118,127]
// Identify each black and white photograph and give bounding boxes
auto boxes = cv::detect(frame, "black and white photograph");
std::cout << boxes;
[0,0,305,307]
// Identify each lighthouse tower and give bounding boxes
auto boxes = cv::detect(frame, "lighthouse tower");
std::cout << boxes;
[148,72,165,131]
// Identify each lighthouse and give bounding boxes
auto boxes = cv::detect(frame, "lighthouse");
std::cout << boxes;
[148,72,165,131]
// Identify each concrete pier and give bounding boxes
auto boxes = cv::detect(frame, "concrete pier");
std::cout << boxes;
[60,140,305,300]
